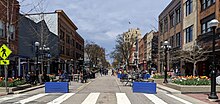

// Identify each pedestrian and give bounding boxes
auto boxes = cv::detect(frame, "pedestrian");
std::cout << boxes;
[111,69,114,76]
[175,66,179,76]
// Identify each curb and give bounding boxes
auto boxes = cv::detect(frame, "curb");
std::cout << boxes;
[13,84,45,94]
[157,84,181,94]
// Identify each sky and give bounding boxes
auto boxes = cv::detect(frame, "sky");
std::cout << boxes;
[18,0,171,60]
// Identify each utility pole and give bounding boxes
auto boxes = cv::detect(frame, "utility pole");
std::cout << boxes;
[4,0,10,93]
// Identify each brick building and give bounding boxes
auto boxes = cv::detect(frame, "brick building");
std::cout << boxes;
[0,0,20,77]
[24,10,84,74]
[158,0,220,76]
[158,0,183,73]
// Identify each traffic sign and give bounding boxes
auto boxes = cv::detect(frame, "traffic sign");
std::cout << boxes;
[0,60,10,65]
[0,44,12,60]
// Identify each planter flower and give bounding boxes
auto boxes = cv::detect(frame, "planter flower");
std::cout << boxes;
[172,75,210,85]
[0,77,26,87]
[152,73,172,79]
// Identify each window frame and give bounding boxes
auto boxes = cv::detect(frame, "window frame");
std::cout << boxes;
[0,21,5,37]
[176,7,181,24]
[185,25,193,43]
[186,0,193,16]
[201,0,216,10]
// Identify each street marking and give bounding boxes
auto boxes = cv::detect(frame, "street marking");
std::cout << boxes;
[14,93,48,104]
[144,94,167,104]
[81,93,100,104]
[116,93,131,104]
[0,94,26,103]
[166,94,192,104]
[76,81,91,92]
[47,93,75,104]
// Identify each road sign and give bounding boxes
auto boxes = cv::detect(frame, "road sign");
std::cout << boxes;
[0,44,12,60]
[0,60,10,65]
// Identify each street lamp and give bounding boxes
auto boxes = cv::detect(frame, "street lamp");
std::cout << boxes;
[161,41,171,83]
[208,19,219,101]
[35,42,40,76]
[40,45,50,74]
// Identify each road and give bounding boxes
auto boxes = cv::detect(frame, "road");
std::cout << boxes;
[0,73,208,104]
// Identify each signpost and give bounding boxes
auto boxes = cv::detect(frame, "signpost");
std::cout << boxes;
[0,44,12,93]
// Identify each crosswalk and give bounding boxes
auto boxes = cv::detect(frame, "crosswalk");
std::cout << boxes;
[0,92,195,104]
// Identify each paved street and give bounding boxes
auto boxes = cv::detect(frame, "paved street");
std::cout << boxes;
[0,73,208,104]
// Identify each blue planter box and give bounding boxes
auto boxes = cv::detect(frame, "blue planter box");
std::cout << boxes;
[45,82,69,93]
[144,74,151,79]
[117,74,121,78]
[132,82,156,94]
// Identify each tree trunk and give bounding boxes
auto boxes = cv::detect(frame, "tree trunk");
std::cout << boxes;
[193,62,197,76]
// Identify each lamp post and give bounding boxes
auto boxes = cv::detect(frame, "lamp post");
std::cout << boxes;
[35,42,40,76]
[208,19,219,101]
[40,45,50,74]
[162,41,171,83]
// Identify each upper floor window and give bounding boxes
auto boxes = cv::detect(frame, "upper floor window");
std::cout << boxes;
[0,21,5,37]
[66,35,70,44]
[9,25,15,40]
[60,30,65,41]
[201,0,215,10]
[170,13,175,28]
[201,14,215,34]
[201,20,212,34]
[176,7,181,24]
[164,17,168,32]
[176,32,181,47]
[185,25,193,43]
[159,22,163,34]
[170,35,175,48]
[186,0,193,16]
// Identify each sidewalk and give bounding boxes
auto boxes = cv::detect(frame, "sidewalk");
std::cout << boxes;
[157,83,220,104]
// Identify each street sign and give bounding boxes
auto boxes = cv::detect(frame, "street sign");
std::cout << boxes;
[0,60,10,65]
[0,44,12,60]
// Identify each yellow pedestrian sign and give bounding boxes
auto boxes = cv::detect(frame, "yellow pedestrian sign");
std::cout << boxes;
[0,60,9,65]
[0,44,12,60]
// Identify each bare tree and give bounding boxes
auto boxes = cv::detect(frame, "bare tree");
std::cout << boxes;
[111,34,136,70]
[176,41,211,76]
[84,41,107,69]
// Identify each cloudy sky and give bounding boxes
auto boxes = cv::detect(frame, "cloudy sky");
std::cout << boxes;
[19,0,171,59]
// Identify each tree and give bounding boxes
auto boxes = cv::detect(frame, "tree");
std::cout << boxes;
[111,34,136,70]
[177,41,211,76]
[84,41,107,69]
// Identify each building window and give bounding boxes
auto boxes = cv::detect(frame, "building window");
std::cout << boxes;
[185,25,193,43]
[61,46,65,54]
[9,25,15,40]
[159,21,163,34]
[66,35,70,44]
[170,13,175,28]
[186,0,193,16]
[176,7,181,24]
[60,30,65,41]
[176,32,181,47]
[164,17,168,32]
[201,0,215,10]
[72,39,75,46]
[66,48,70,56]
[201,20,213,34]
[0,21,5,37]
[170,35,175,48]
[201,14,215,34]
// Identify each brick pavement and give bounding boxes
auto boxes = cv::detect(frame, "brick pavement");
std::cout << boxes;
[185,93,220,104]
